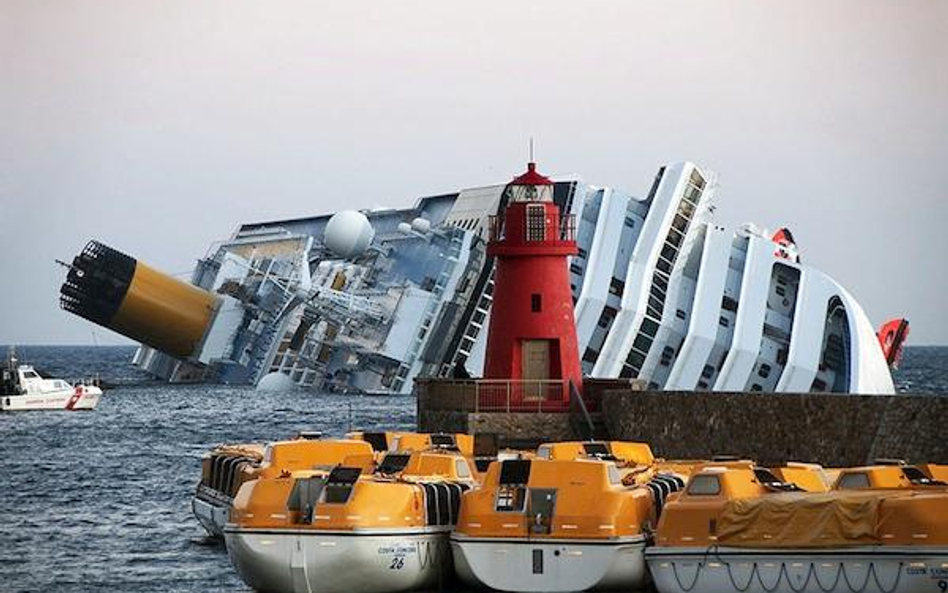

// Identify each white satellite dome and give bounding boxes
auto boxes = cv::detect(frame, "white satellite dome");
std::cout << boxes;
[256,372,298,392]
[323,210,375,258]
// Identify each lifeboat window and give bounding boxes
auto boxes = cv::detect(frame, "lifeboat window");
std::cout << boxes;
[321,466,362,504]
[837,472,870,489]
[687,475,721,495]
[902,466,945,486]
[23,371,39,379]
[377,453,411,475]
[582,442,613,459]
[361,432,389,452]
[430,433,457,449]
[499,460,531,485]
[455,459,472,479]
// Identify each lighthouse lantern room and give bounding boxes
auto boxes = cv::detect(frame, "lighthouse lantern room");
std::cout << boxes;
[483,161,583,409]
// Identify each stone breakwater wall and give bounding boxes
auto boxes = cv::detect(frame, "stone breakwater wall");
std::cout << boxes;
[601,390,948,467]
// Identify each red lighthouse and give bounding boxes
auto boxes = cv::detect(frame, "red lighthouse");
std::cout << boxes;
[483,161,582,407]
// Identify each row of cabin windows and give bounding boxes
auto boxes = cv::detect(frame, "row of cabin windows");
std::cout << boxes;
[621,181,701,377]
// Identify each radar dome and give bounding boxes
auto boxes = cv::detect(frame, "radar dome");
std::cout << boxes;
[323,210,375,258]
[256,372,297,392]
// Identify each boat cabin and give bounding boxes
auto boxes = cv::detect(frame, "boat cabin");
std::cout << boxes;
[834,464,948,490]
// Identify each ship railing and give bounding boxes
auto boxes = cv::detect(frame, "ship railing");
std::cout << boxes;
[487,214,576,243]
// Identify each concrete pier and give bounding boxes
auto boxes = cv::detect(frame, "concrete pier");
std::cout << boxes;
[415,378,948,466]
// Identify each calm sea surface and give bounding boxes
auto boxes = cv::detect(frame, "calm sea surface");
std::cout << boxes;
[0,345,945,593]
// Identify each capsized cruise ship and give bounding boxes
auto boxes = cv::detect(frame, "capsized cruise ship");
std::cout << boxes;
[59,161,906,394]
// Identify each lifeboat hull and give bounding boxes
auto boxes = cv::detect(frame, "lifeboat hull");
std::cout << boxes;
[224,526,450,593]
[0,386,101,411]
[451,534,648,592]
[646,546,948,593]
[191,492,230,540]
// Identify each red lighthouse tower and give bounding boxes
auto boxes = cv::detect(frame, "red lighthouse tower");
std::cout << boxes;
[484,161,582,407]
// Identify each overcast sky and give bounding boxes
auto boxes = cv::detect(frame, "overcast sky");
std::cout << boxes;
[1,0,946,346]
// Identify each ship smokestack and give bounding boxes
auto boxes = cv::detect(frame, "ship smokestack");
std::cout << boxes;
[60,240,219,359]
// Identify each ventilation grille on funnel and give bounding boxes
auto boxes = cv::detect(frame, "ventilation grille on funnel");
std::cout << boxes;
[60,240,137,325]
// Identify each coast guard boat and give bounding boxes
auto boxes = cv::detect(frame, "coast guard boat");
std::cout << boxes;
[1,348,102,411]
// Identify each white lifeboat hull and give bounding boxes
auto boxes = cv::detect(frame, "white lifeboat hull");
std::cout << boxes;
[646,546,948,593]
[224,526,450,593]
[192,488,231,540]
[451,534,648,592]
[1,385,102,411]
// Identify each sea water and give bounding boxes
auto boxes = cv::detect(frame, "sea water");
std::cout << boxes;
[0,345,944,593]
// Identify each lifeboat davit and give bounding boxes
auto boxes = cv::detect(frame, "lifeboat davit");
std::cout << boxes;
[451,454,684,592]
[646,462,948,593]
[224,448,476,593]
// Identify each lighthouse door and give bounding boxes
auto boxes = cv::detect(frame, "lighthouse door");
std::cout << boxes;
[522,340,551,401]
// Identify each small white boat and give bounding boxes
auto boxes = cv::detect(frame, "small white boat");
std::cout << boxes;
[1,349,102,411]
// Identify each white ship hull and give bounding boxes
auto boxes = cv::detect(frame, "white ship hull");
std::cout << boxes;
[646,546,948,593]
[451,534,648,592]
[224,526,450,593]
[1,385,101,411]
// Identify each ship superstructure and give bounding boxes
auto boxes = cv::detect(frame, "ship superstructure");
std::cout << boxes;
[60,161,902,394]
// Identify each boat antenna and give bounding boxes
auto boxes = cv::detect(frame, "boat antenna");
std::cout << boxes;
[529,137,535,162]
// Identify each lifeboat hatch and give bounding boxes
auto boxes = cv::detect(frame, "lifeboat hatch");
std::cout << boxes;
[287,476,326,524]
[528,489,557,535]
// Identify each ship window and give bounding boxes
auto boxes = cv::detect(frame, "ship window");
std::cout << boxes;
[719,316,730,328]
[569,263,583,275]
[750,383,763,391]
[531,294,542,313]
[775,285,786,297]
[758,364,772,379]
[656,258,673,275]
[689,169,706,189]
[675,309,687,320]
[672,213,689,234]
[582,348,599,363]
[577,247,588,259]
[526,204,546,241]
[721,296,739,312]
[701,365,715,379]
[626,350,646,371]
[624,216,636,228]
[633,333,653,354]
[687,475,721,495]
[837,473,870,490]
[23,371,39,379]
[609,278,625,296]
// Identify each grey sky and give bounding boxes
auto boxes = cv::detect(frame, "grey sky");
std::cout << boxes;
[1,0,946,346]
